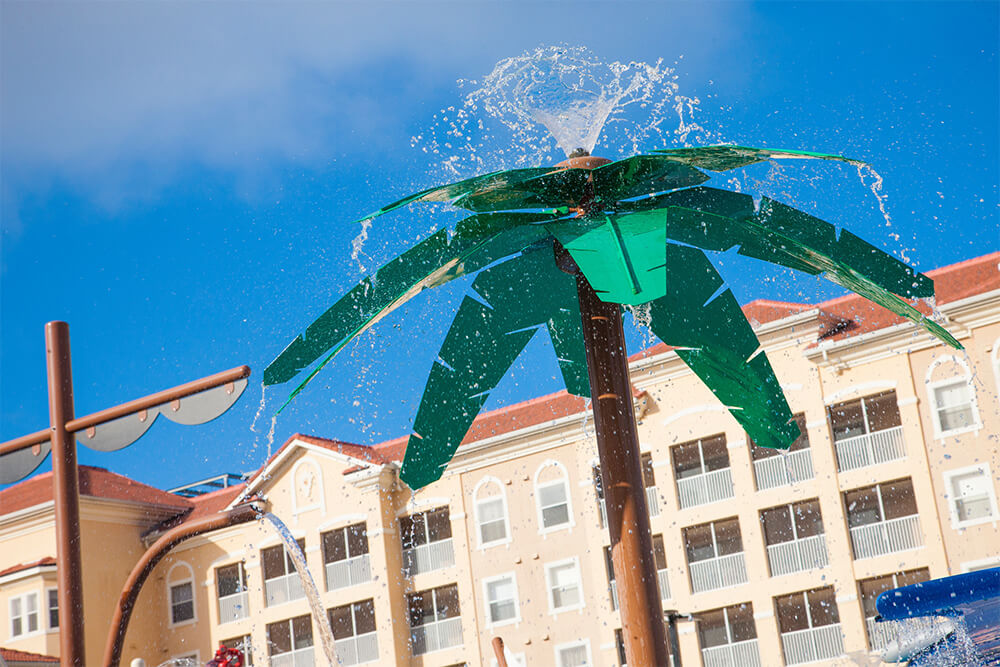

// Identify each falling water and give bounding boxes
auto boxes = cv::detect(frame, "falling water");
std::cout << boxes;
[414,44,714,179]
[262,512,341,666]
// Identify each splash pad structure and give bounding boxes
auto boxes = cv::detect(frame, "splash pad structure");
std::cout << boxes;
[264,49,962,666]
[875,567,1000,665]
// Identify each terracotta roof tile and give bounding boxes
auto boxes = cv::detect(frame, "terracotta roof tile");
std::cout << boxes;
[0,465,192,518]
[0,647,60,663]
[0,557,56,578]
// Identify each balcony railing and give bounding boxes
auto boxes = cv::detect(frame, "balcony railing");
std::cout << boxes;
[598,499,608,528]
[754,449,814,491]
[646,486,661,517]
[217,591,249,623]
[270,647,314,667]
[325,554,371,591]
[866,615,951,653]
[610,580,619,610]
[676,468,734,509]
[701,639,762,667]
[690,552,748,594]
[410,617,463,655]
[403,539,455,576]
[657,568,670,600]
[766,534,829,577]
[834,426,906,472]
[264,572,305,607]
[780,624,844,665]
[849,514,923,560]
[335,631,378,666]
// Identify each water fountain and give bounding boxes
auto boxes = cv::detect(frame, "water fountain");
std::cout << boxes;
[263,45,963,665]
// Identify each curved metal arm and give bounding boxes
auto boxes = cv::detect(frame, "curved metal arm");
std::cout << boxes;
[103,502,262,667]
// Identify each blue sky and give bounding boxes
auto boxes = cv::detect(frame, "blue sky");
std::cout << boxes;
[2,1,997,491]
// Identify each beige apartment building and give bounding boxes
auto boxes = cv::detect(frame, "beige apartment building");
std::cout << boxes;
[1,252,998,667]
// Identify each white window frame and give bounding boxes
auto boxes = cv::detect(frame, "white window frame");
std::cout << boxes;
[926,355,982,438]
[545,557,585,615]
[554,639,593,667]
[166,561,197,628]
[472,476,512,549]
[962,555,1000,572]
[943,463,999,528]
[482,571,520,628]
[45,586,58,632]
[171,652,200,664]
[492,652,526,667]
[8,591,41,639]
[534,460,574,535]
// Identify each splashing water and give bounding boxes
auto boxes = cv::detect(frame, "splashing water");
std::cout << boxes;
[262,512,340,666]
[414,45,714,179]
[351,217,374,273]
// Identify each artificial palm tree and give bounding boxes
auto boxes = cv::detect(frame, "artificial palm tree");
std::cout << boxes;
[265,145,959,665]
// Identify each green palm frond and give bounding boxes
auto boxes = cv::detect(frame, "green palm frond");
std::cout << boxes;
[266,144,959,490]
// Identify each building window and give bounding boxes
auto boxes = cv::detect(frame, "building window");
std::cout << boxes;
[828,391,905,471]
[216,562,249,623]
[751,414,814,489]
[400,507,455,575]
[220,635,253,665]
[46,588,58,630]
[167,562,196,626]
[322,522,371,590]
[473,478,510,547]
[943,464,998,527]
[604,546,618,610]
[262,539,306,607]
[858,569,929,651]
[266,615,313,666]
[407,584,462,655]
[775,587,844,665]
[328,599,378,665]
[696,603,759,664]
[652,534,670,600]
[683,517,748,593]
[615,629,627,667]
[592,465,608,528]
[555,640,592,667]
[927,355,981,436]
[932,380,977,433]
[844,478,923,560]
[535,463,572,531]
[9,592,39,638]
[545,558,583,613]
[760,499,828,576]
[482,573,519,626]
[671,434,734,508]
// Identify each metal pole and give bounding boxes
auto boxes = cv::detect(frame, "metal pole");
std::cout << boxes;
[103,503,261,667]
[45,321,85,665]
[491,637,509,667]
[574,275,671,666]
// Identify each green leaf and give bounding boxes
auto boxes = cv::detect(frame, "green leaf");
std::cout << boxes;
[591,154,709,203]
[652,144,864,172]
[400,242,582,490]
[264,212,561,406]
[645,244,799,450]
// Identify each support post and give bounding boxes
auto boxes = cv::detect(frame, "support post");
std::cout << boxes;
[46,321,86,665]
[575,275,671,666]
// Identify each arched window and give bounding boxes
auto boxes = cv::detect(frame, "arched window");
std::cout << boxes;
[166,561,196,627]
[534,461,573,534]
[472,476,511,548]
[926,355,982,437]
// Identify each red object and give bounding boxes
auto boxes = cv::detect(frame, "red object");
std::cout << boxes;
[206,646,244,667]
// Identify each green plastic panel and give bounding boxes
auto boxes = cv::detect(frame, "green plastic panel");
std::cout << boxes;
[591,154,709,203]
[652,144,863,172]
[611,188,958,348]
[400,243,584,490]
[546,216,668,305]
[645,244,799,450]
[264,212,561,406]
[352,167,556,223]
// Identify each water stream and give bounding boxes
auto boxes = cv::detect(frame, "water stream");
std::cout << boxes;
[262,512,340,666]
